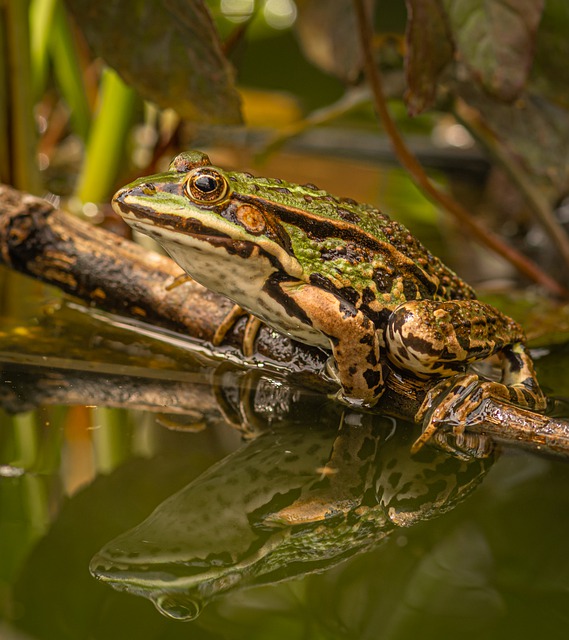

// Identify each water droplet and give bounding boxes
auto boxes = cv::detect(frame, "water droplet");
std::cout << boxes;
[153,593,203,621]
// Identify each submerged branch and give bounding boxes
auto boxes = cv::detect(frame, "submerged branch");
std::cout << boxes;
[352,0,568,299]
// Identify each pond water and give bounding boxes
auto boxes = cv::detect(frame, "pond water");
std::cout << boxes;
[1,261,569,638]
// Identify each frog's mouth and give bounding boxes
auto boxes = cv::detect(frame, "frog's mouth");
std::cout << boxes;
[115,181,234,233]
[127,216,273,269]
[113,188,238,246]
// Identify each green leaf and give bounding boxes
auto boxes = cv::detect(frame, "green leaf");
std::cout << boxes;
[64,0,242,124]
[29,0,58,99]
[442,0,545,102]
[76,68,136,204]
[404,0,454,115]
[50,0,91,141]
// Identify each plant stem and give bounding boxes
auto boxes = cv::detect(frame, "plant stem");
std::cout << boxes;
[50,0,91,141]
[29,0,58,99]
[4,0,40,192]
[76,67,135,204]
[352,0,568,299]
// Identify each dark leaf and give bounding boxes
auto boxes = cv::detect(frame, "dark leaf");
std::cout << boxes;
[442,0,545,102]
[455,78,569,193]
[532,0,569,108]
[295,0,372,83]
[404,0,454,116]
[64,0,242,124]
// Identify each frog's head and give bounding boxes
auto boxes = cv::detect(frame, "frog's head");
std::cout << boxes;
[112,151,304,288]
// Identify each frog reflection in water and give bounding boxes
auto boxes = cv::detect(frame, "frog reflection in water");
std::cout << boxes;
[90,417,494,620]
[112,152,546,446]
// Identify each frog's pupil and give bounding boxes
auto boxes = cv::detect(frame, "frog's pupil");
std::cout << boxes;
[195,175,217,193]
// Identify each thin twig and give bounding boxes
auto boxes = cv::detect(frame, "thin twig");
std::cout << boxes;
[352,0,568,299]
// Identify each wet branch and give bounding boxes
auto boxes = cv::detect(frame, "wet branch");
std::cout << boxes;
[1,183,568,457]
[352,0,568,299]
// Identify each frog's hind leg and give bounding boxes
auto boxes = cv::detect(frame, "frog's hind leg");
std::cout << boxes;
[500,341,545,406]
[385,300,546,453]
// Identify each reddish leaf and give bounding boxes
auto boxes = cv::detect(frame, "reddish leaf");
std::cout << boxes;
[404,0,454,116]
[532,0,569,108]
[455,80,569,193]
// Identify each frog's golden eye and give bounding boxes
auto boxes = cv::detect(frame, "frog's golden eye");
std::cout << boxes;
[185,168,229,204]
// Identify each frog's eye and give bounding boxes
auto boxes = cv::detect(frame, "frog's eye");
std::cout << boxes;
[185,168,229,204]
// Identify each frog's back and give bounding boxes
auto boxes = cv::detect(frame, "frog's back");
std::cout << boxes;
[229,171,476,304]
[349,200,476,302]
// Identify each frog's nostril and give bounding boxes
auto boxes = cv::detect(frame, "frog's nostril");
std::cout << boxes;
[140,183,156,195]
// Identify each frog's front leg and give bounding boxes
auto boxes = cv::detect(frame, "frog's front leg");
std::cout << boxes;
[280,282,385,407]
[384,299,546,451]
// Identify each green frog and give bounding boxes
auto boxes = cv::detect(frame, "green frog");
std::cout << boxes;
[112,151,546,443]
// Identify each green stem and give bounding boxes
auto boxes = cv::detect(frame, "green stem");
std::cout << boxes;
[4,0,40,192]
[13,411,38,469]
[76,67,136,204]
[91,407,131,474]
[0,3,9,184]
[50,0,91,141]
[29,0,58,99]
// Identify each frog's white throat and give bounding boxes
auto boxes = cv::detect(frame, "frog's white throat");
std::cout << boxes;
[137,220,328,349]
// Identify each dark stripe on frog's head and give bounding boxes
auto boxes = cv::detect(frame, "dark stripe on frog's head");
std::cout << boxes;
[235,193,385,251]
[235,194,440,297]
[114,174,296,261]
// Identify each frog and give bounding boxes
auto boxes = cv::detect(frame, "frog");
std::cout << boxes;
[112,150,546,445]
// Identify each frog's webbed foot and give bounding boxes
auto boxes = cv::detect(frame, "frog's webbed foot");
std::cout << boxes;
[212,304,262,356]
[411,357,546,456]
[413,382,496,459]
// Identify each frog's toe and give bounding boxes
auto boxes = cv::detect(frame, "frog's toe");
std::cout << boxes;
[325,356,341,384]
[412,373,504,456]
[333,389,378,410]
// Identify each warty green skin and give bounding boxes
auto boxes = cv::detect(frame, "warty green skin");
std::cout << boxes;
[112,151,546,414]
